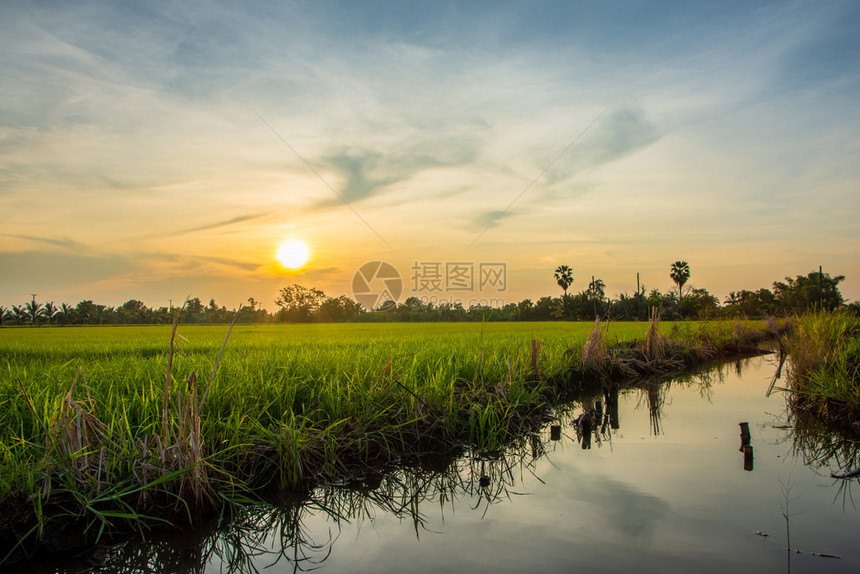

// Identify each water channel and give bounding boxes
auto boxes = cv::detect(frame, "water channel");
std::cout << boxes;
[29,355,860,573]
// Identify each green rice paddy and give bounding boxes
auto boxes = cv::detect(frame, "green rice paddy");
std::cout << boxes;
[0,319,775,560]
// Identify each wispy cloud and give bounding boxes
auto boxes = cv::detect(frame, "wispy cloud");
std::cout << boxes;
[146,252,260,272]
[169,213,268,236]
[1,234,86,250]
[0,250,130,294]
[543,106,661,183]
[472,209,521,230]
[313,140,481,208]
[194,255,260,271]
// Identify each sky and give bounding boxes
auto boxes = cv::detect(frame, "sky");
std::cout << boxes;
[2,0,859,311]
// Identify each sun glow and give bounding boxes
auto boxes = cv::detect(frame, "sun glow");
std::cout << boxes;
[276,239,311,270]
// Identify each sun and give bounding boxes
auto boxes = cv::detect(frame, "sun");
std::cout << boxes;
[276,239,311,270]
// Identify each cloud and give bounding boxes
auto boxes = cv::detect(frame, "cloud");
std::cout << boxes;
[543,106,661,184]
[320,151,400,205]
[141,252,261,273]
[0,250,131,296]
[193,255,260,271]
[169,213,268,236]
[472,209,521,231]
[311,139,481,208]
[771,3,860,90]
[0,234,86,250]
[462,105,659,240]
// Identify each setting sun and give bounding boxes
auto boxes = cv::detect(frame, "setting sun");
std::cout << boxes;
[276,239,311,270]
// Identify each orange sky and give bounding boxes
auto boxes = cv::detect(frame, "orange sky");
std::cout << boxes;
[2,1,859,311]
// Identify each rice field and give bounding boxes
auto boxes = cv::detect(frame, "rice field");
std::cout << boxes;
[0,318,775,561]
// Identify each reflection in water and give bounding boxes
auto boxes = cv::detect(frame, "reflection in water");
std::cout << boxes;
[33,358,860,574]
[645,383,665,436]
[740,422,754,471]
[605,386,620,430]
[766,351,787,397]
[62,442,548,574]
[788,414,860,507]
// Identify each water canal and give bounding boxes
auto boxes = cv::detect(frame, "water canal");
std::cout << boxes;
[28,355,860,573]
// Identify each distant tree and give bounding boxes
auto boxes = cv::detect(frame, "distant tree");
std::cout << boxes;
[10,305,28,325]
[681,287,720,319]
[773,271,845,313]
[41,301,59,325]
[118,299,149,324]
[236,297,269,323]
[0,306,7,326]
[500,302,519,321]
[102,306,117,324]
[152,306,172,324]
[743,289,777,317]
[75,300,107,324]
[317,295,364,322]
[275,284,326,322]
[645,289,678,319]
[669,261,691,312]
[202,299,230,324]
[587,277,607,319]
[554,265,574,318]
[25,295,43,326]
[531,296,555,321]
[610,292,643,321]
[516,299,535,321]
[180,298,205,324]
[57,303,76,325]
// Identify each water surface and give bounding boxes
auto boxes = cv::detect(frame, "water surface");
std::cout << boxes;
[35,356,860,573]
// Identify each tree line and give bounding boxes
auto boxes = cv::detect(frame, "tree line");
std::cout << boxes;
[0,266,853,327]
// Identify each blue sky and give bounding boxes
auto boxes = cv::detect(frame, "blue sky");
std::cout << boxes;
[1,0,859,309]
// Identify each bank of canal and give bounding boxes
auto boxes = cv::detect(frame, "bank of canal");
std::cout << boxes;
[21,354,860,573]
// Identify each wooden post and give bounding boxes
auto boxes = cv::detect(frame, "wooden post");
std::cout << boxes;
[743,445,754,471]
[636,272,641,320]
[580,415,593,450]
[739,422,751,446]
[819,265,824,310]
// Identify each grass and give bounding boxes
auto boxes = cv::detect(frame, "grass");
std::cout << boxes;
[785,312,860,430]
[0,318,781,562]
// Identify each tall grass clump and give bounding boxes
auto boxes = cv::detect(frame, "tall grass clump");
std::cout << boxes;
[785,313,860,429]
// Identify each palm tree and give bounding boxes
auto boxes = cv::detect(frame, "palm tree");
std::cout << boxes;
[11,305,28,325]
[41,301,58,325]
[25,295,43,326]
[554,265,574,316]
[554,265,574,295]
[0,306,7,326]
[670,261,691,309]
[59,303,74,325]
